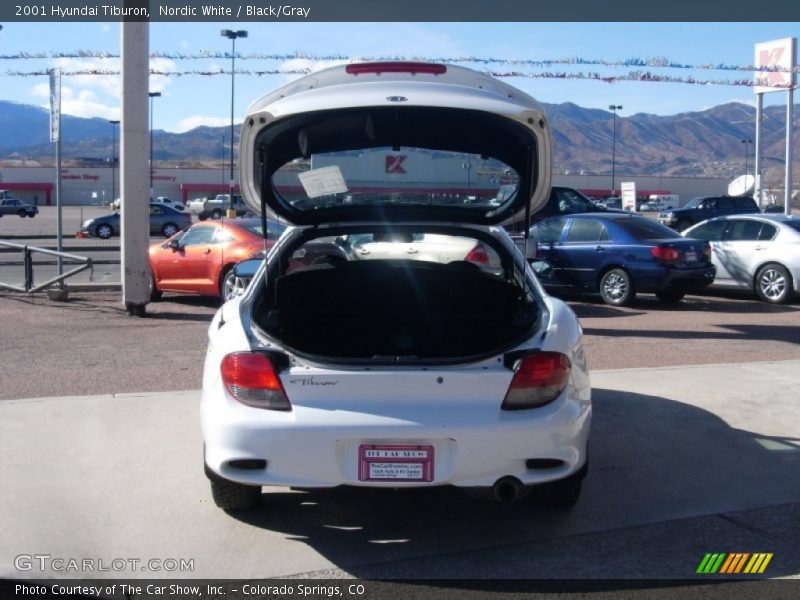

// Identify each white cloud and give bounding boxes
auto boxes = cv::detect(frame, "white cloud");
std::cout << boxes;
[148,57,179,95]
[52,57,122,99]
[32,83,120,120]
[175,115,230,133]
[48,56,179,100]
[30,56,182,121]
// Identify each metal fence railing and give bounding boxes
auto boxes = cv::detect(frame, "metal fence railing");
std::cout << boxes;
[0,240,93,293]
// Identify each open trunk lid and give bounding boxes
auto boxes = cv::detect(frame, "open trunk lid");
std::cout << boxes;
[239,62,552,227]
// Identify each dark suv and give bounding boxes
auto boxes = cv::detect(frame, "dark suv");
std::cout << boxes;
[658,196,759,232]
[529,186,624,225]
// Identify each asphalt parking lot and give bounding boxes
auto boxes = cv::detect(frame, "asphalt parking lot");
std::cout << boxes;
[1,209,799,582]
[1,289,798,401]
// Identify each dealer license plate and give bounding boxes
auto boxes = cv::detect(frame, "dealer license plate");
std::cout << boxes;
[358,444,434,482]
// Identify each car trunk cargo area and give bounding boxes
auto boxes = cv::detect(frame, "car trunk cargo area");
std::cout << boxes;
[254,259,537,361]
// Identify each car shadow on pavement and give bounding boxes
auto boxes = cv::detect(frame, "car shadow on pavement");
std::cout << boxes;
[583,323,800,345]
[226,387,800,580]
[566,294,799,315]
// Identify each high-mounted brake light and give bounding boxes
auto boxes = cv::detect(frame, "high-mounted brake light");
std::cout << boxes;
[345,62,447,76]
[502,352,571,410]
[650,246,680,262]
[221,352,291,411]
[465,243,490,265]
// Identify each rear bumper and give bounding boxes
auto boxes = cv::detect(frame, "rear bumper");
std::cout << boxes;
[202,386,591,489]
[633,265,716,292]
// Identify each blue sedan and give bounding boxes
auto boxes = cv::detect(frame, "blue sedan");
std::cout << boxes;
[529,213,716,305]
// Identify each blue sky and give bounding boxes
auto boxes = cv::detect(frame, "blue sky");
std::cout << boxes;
[0,22,798,132]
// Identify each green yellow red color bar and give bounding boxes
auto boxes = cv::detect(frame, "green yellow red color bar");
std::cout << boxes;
[697,553,773,574]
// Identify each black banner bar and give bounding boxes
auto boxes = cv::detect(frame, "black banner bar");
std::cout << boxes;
[2,579,800,600]
[2,0,800,22]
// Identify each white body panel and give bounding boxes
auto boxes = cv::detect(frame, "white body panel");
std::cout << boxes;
[202,224,590,489]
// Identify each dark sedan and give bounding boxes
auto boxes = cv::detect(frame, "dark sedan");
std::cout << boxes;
[79,203,192,239]
[529,213,716,305]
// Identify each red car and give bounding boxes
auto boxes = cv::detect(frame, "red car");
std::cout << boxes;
[148,218,285,301]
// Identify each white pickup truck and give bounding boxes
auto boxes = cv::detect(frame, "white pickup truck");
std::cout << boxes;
[186,194,250,220]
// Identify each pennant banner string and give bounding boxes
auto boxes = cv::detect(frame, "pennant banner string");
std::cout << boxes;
[2,67,790,88]
[0,50,798,74]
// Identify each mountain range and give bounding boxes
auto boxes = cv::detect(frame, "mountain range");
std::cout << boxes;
[1,100,797,178]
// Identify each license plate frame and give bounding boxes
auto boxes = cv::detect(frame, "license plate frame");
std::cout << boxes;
[358,444,435,482]
[684,250,698,262]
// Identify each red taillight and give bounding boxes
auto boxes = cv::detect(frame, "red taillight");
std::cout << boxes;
[501,352,571,410]
[220,352,291,411]
[650,246,680,262]
[345,62,447,76]
[465,243,490,265]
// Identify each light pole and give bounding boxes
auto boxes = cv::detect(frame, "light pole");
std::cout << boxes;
[148,91,161,198]
[222,132,226,190]
[109,119,119,203]
[741,138,753,178]
[609,104,623,196]
[221,29,247,215]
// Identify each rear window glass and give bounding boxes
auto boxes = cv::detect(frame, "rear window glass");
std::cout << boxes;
[758,223,778,240]
[733,197,756,209]
[271,147,519,213]
[717,198,733,209]
[615,218,678,240]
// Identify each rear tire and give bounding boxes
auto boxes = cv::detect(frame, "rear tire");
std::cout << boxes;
[755,263,793,304]
[148,270,163,302]
[205,466,260,512]
[655,290,685,304]
[18,209,27,218]
[529,463,586,509]
[599,268,635,306]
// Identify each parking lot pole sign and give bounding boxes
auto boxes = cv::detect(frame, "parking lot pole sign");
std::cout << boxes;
[621,181,637,212]
[754,38,796,215]
[49,67,63,285]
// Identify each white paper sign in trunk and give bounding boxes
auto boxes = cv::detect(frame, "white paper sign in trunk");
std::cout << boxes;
[49,68,61,142]
[754,38,796,94]
[621,181,637,212]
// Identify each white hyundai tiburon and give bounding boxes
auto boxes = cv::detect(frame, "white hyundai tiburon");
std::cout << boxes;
[201,62,591,511]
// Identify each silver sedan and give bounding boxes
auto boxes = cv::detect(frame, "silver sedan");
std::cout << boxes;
[683,214,800,304]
